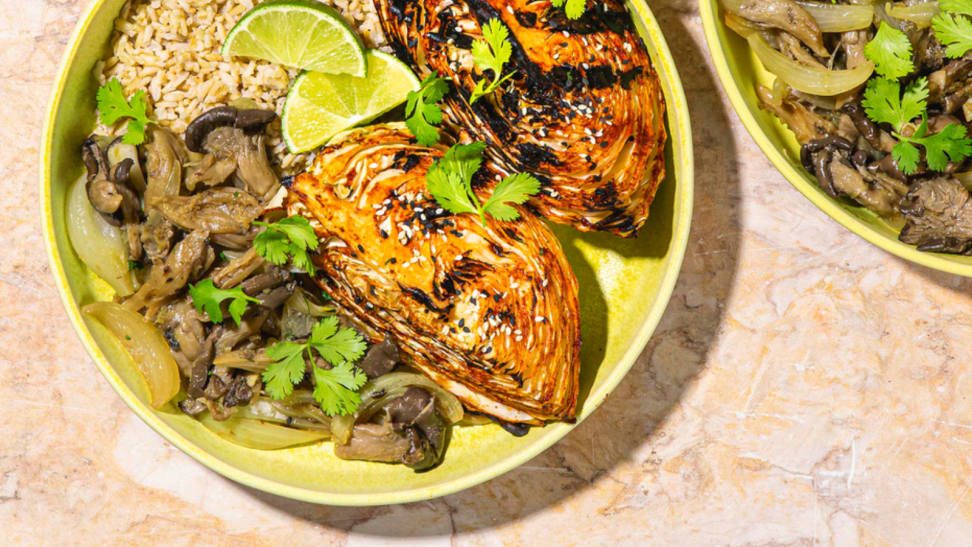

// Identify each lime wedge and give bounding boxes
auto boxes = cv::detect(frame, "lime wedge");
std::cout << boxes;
[222,0,366,77]
[282,50,420,153]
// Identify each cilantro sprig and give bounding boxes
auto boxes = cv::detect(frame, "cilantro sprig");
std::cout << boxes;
[406,72,450,146]
[864,23,913,80]
[932,0,972,58]
[552,0,587,19]
[253,216,320,275]
[96,78,154,145]
[863,77,972,174]
[262,317,368,416]
[189,279,260,327]
[426,142,541,224]
[470,19,517,104]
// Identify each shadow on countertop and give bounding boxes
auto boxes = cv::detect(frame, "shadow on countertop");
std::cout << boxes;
[233,4,744,536]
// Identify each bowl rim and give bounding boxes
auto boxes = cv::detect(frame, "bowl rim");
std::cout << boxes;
[699,0,972,278]
[41,0,694,505]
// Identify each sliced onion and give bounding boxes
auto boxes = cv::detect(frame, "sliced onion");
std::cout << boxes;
[796,1,875,32]
[332,372,465,445]
[83,301,180,408]
[199,413,329,450]
[885,1,939,27]
[747,33,874,96]
[66,175,135,296]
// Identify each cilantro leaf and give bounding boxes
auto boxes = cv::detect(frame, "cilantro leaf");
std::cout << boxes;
[427,143,540,225]
[905,120,972,172]
[254,216,320,275]
[406,72,450,146]
[313,362,368,417]
[469,19,516,104]
[864,23,914,80]
[426,163,481,218]
[188,279,259,326]
[482,173,542,222]
[308,317,367,365]
[263,317,369,415]
[96,78,154,145]
[862,77,928,131]
[891,141,922,174]
[427,143,486,222]
[940,0,972,13]
[932,10,972,58]
[552,0,587,19]
[263,341,308,399]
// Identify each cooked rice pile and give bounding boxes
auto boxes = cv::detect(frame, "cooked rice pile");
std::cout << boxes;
[96,0,387,174]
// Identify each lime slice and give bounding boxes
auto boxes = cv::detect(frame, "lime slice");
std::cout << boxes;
[222,0,366,77]
[282,50,420,153]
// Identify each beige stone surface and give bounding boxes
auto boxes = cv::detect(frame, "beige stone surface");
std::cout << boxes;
[2,0,971,545]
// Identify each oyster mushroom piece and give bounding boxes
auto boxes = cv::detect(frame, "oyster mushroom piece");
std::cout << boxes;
[185,106,281,202]
[81,137,141,226]
[899,177,972,254]
[203,127,281,203]
[144,126,188,210]
[335,387,448,470]
[156,186,263,235]
[125,230,215,316]
[184,106,277,153]
[286,125,581,424]
[720,0,827,56]
[374,0,667,237]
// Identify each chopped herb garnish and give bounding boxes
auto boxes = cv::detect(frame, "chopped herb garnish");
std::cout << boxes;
[932,0,972,58]
[470,19,516,104]
[96,78,154,145]
[262,317,368,416]
[862,77,972,174]
[426,142,541,224]
[551,0,587,19]
[127,260,143,271]
[188,279,260,327]
[253,216,320,275]
[406,72,450,146]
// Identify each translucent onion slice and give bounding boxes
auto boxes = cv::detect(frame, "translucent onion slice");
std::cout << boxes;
[332,372,465,445]
[83,301,180,408]
[747,33,874,96]
[66,175,135,296]
[796,1,875,32]
[886,1,940,27]
[199,413,329,450]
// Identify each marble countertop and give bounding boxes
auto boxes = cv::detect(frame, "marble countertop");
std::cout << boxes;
[3,1,971,545]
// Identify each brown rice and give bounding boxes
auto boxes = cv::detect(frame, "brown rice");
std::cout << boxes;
[96,0,388,174]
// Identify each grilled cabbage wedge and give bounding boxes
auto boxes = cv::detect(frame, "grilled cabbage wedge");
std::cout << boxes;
[285,124,581,424]
[374,0,668,237]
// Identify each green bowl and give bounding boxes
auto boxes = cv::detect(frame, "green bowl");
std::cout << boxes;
[41,0,693,505]
[700,0,972,276]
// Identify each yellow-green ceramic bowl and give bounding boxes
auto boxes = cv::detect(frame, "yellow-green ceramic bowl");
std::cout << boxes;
[700,1,972,276]
[41,0,693,505]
